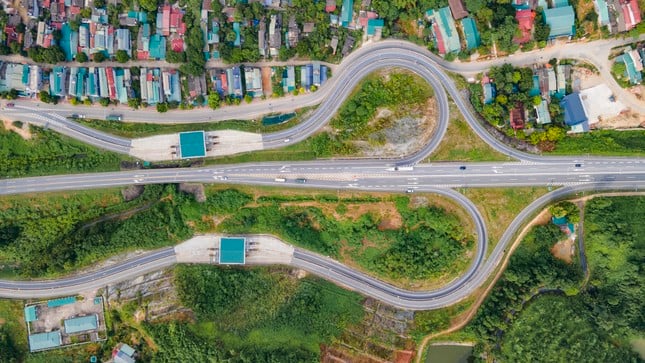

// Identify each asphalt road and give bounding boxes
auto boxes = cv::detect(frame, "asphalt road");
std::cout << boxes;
[0,38,644,307]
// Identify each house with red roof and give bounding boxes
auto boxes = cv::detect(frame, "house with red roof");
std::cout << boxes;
[621,0,641,31]
[448,0,468,19]
[509,103,526,130]
[514,9,535,44]
[325,0,336,12]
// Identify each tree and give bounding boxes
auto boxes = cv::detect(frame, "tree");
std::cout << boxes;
[156,102,169,112]
[115,50,130,63]
[207,92,220,109]
[166,50,186,63]
[76,52,88,63]
[244,94,253,103]
[38,90,54,103]
[99,97,110,107]
[128,98,141,109]
[532,95,543,106]
[93,52,106,62]
[139,0,159,12]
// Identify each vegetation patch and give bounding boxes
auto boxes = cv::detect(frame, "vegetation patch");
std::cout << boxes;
[0,123,126,178]
[546,129,645,156]
[75,107,316,138]
[461,196,644,361]
[310,70,434,157]
[463,187,550,248]
[428,100,508,162]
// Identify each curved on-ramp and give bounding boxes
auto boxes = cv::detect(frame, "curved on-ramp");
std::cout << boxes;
[1,182,642,309]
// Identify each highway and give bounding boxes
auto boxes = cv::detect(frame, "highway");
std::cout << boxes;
[0,38,644,308]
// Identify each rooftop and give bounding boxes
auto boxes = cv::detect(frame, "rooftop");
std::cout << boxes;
[64,314,98,334]
[219,237,246,264]
[29,331,62,352]
[543,6,575,38]
[179,131,206,158]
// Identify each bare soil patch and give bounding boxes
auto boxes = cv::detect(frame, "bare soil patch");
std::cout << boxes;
[595,109,645,129]
[551,238,574,264]
[3,120,32,139]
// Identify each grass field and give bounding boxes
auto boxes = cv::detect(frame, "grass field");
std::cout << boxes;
[463,187,551,250]
[76,107,315,138]
[428,100,508,162]
[550,130,645,156]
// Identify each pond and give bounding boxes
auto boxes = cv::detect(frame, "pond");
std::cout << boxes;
[425,343,473,363]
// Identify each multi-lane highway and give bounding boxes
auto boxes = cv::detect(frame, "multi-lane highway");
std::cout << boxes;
[0,38,644,309]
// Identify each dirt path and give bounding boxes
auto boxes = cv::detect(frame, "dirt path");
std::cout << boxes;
[413,191,645,363]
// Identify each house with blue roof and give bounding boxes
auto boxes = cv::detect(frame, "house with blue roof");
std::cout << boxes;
[534,99,552,124]
[560,92,589,132]
[149,34,166,60]
[461,17,480,50]
[49,66,68,97]
[543,6,575,39]
[426,7,461,54]
[552,0,569,7]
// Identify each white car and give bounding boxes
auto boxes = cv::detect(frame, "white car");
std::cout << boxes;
[284,138,291,143]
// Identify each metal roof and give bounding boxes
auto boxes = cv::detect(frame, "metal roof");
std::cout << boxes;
[219,237,246,264]
[24,306,37,322]
[179,131,206,158]
[543,6,575,38]
[64,314,98,334]
[29,331,62,351]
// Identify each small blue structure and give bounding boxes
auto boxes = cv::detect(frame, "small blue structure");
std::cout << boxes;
[47,296,76,308]
[24,306,37,322]
[219,237,246,264]
[483,82,496,104]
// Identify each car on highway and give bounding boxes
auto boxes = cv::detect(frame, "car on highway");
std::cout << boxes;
[575,163,582,168]
[284,138,291,143]
[274,177,287,182]
[459,166,467,170]
[71,114,86,119]
[295,178,307,183]
[406,189,414,193]
[6,103,14,107]
[106,114,123,121]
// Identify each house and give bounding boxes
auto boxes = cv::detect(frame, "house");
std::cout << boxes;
[341,35,355,56]
[619,0,642,31]
[302,22,315,35]
[543,6,575,38]
[509,103,526,129]
[116,28,131,56]
[243,67,263,97]
[325,0,336,12]
[282,66,295,93]
[113,343,136,363]
[49,66,67,97]
[312,62,322,86]
[258,18,267,57]
[137,23,150,59]
[226,66,243,97]
[330,35,339,54]
[340,0,354,27]
[556,64,568,94]
[358,11,378,29]
[287,15,299,47]
[233,22,241,47]
[593,0,611,29]
[514,9,535,44]
[162,70,181,103]
[149,34,166,60]
[482,76,496,104]
[268,15,280,56]
[301,64,312,89]
[426,7,461,54]
[534,99,552,124]
[64,315,99,334]
[546,65,557,95]
[461,17,480,49]
[0,62,29,94]
[616,48,643,84]
[552,0,569,7]
[511,0,537,9]
[28,331,62,352]
[366,18,384,39]
[560,92,589,132]
[187,74,206,99]
[448,0,468,20]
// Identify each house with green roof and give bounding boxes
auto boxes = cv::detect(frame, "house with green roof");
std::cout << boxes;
[426,7,461,54]
[461,17,480,50]
[543,6,575,39]
[64,314,99,334]
[616,49,643,85]
[29,331,62,352]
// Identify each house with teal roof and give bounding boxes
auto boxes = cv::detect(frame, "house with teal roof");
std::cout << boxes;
[340,0,354,28]
[552,0,569,7]
[534,99,552,124]
[426,7,461,54]
[28,331,62,352]
[543,6,575,39]
[616,49,643,85]
[233,22,241,46]
[594,0,610,28]
[366,19,384,37]
[461,17,480,50]
[149,34,166,60]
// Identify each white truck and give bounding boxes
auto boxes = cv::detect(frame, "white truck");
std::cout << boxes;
[274,177,287,182]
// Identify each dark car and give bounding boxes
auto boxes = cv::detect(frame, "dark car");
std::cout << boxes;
[459,166,467,170]
[575,163,582,167]
[6,103,14,107]
[295,178,307,184]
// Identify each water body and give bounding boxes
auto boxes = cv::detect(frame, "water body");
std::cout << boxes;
[425,343,473,363]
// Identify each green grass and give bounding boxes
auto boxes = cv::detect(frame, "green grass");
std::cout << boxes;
[204,139,317,164]
[0,299,28,360]
[550,130,645,156]
[76,107,316,138]
[428,101,509,162]
[0,124,128,178]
